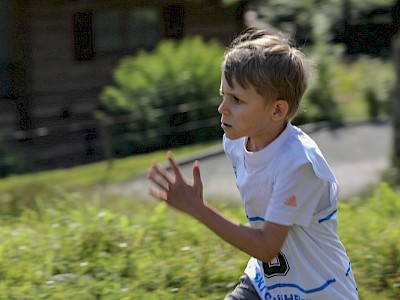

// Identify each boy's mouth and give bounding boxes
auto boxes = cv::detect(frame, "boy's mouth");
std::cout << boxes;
[221,122,232,129]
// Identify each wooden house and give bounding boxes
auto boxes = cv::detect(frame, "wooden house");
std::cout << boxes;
[0,0,247,171]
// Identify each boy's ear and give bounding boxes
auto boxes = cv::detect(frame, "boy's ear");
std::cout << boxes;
[272,99,289,121]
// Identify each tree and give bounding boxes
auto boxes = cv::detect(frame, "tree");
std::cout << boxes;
[393,1,400,183]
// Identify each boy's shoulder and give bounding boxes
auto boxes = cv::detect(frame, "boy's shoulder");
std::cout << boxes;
[285,125,319,157]
[282,125,337,183]
[222,125,337,183]
[276,125,314,168]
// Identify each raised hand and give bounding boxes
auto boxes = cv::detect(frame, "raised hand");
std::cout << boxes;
[147,151,204,217]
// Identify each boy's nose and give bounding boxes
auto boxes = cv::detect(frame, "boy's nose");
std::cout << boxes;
[218,99,228,115]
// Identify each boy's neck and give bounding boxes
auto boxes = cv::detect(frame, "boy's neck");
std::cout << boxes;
[246,122,288,152]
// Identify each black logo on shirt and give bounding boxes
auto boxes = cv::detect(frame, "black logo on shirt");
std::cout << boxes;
[263,251,290,278]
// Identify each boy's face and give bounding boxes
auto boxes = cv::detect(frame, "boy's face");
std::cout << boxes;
[219,75,284,151]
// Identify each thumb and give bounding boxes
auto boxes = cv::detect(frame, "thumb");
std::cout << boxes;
[192,160,203,197]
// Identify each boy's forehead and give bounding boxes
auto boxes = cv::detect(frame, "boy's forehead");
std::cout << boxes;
[220,74,237,90]
[220,74,250,94]
[220,75,235,93]
[220,74,268,101]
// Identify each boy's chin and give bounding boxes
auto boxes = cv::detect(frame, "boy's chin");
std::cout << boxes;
[224,132,243,140]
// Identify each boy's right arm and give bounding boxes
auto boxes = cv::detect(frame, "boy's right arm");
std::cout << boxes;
[147,152,289,263]
[195,203,290,263]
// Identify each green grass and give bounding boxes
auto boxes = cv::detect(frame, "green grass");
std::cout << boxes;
[0,194,247,300]
[0,183,399,299]
[339,183,400,300]
[0,140,221,214]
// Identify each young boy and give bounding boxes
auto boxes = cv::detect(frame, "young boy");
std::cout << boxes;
[147,27,358,300]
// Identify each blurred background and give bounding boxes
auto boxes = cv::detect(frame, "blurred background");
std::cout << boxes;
[0,0,399,177]
[1,1,400,299]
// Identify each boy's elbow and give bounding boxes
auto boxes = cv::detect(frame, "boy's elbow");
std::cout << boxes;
[253,236,282,263]
[256,223,289,262]
[257,248,281,263]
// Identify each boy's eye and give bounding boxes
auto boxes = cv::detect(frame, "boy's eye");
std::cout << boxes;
[233,97,242,104]
[219,91,243,104]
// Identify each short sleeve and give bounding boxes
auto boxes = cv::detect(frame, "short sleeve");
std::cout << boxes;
[265,162,326,227]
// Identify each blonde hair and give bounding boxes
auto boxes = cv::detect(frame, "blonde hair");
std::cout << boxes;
[222,27,312,120]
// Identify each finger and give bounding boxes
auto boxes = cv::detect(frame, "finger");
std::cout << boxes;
[147,171,170,192]
[166,151,183,180]
[192,160,203,197]
[148,186,167,201]
[147,162,172,190]
[192,160,201,183]
[149,161,173,184]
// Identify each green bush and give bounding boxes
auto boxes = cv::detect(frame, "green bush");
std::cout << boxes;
[99,37,225,156]
[0,183,399,299]
[101,36,224,113]
[295,52,393,125]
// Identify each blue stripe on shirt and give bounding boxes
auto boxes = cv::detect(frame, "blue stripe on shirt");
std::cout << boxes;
[247,216,266,222]
[250,209,339,224]
[267,279,336,294]
[318,209,338,223]
[346,261,351,277]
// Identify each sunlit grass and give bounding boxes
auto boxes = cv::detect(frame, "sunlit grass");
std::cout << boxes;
[0,183,398,299]
[0,140,221,214]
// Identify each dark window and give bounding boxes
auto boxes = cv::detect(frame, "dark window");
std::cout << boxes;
[93,10,123,52]
[163,4,185,39]
[128,8,161,49]
[73,12,94,61]
[0,0,13,95]
[93,7,161,54]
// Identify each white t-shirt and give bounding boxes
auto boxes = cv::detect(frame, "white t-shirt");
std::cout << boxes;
[223,123,358,300]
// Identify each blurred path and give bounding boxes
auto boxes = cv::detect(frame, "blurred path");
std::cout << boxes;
[113,120,393,201]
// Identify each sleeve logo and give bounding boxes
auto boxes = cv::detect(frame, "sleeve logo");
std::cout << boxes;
[284,195,297,207]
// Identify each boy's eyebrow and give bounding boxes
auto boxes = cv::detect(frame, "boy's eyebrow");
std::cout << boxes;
[220,83,243,99]
[219,88,232,96]
[219,87,232,95]
[220,90,245,102]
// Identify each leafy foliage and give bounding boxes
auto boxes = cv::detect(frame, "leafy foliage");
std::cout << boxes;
[101,37,223,113]
[331,56,394,120]
[0,183,399,299]
[254,0,396,45]
[293,11,394,124]
[99,37,224,155]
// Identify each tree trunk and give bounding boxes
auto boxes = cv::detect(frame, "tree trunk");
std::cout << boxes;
[392,1,400,181]
[12,0,33,132]
[393,32,400,179]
